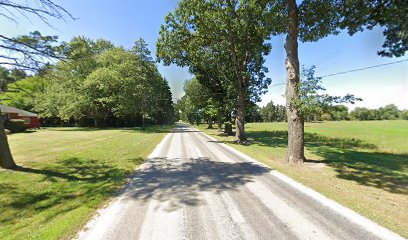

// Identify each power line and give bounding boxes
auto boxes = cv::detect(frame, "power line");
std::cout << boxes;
[313,50,340,67]
[271,82,285,87]
[269,59,407,89]
[317,59,408,78]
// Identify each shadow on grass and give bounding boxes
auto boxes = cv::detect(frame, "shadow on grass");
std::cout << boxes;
[0,157,144,228]
[48,127,108,132]
[225,130,407,194]
[11,129,37,134]
[14,157,144,182]
[0,155,271,231]
[246,130,377,150]
[307,148,408,194]
[51,126,172,134]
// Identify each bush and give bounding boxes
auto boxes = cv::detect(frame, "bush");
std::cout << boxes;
[4,119,28,133]
[402,110,408,120]
[321,113,332,121]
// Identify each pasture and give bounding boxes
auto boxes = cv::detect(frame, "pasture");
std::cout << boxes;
[198,120,408,237]
[0,127,170,239]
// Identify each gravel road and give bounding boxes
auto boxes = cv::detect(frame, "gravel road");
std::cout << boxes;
[76,123,403,240]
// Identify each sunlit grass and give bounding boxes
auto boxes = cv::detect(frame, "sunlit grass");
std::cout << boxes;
[0,126,171,240]
[197,120,408,237]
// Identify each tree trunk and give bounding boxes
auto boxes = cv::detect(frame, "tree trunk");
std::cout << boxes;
[208,116,213,129]
[0,110,16,169]
[224,113,233,135]
[142,114,145,130]
[217,121,223,132]
[235,82,246,142]
[285,0,305,164]
[225,123,232,135]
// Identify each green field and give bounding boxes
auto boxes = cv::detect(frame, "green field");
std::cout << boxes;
[197,120,408,237]
[0,127,170,240]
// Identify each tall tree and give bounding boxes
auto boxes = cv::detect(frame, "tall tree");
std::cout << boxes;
[284,0,304,163]
[157,0,272,142]
[268,0,407,164]
[1,75,47,112]
[35,37,174,128]
[0,0,72,169]
[277,0,341,163]
[183,78,220,128]
[132,38,154,63]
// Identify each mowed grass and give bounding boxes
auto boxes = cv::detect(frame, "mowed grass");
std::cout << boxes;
[197,120,408,237]
[0,126,171,240]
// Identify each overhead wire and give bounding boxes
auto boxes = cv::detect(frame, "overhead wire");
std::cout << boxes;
[269,59,408,90]
[317,59,408,78]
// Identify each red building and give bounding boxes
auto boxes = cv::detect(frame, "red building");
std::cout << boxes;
[0,105,40,128]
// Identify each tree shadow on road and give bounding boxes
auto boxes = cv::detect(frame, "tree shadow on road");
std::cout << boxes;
[124,157,270,211]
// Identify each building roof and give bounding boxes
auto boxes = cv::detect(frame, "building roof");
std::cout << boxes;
[0,105,39,117]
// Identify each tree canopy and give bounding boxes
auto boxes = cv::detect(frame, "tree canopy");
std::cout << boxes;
[265,0,407,164]
[0,0,74,169]
[157,0,273,142]
[3,37,175,128]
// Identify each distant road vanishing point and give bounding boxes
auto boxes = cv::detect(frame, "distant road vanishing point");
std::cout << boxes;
[76,123,404,240]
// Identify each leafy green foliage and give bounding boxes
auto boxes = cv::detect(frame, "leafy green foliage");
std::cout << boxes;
[0,66,27,90]
[0,0,72,168]
[327,105,349,121]
[293,0,408,57]
[175,78,212,125]
[1,76,46,111]
[133,38,154,63]
[4,37,174,127]
[0,31,60,70]
[174,95,195,124]
[339,0,408,57]
[245,102,262,123]
[259,101,287,122]
[157,0,273,139]
[402,110,408,120]
[350,104,404,121]
[161,0,273,100]
[0,0,74,69]
[294,66,361,121]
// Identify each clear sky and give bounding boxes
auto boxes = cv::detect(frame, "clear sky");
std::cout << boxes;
[1,0,407,110]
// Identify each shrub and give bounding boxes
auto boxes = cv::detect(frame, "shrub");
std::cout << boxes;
[402,110,408,120]
[4,119,28,133]
[321,113,332,121]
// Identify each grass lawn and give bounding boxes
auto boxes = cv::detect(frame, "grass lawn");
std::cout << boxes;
[197,120,408,237]
[0,126,171,240]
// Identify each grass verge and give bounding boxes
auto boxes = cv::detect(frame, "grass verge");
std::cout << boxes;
[0,126,171,240]
[196,120,408,237]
